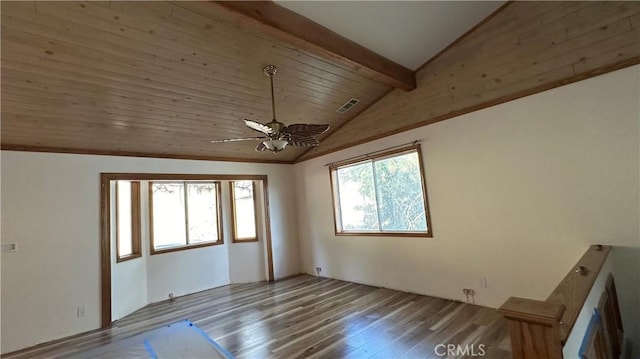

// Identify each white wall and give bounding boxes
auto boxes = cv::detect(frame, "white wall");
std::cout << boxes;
[0,153,299,354]
[112,256,148,321]
[226,182,267,284]
[146,245,230,303]
[294,65,639,317]
[228,244,266,283]
[111,182,148,321]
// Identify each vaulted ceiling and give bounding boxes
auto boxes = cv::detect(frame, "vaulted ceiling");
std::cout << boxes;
[0,1,501,163]
[2,1,637,164]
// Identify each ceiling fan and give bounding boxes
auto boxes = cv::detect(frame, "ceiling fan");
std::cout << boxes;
[211,65,330,153]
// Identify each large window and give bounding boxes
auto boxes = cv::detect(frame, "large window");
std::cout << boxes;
[115,181,141,262]
[149,181,222,254]
[330,145,432,237]
[230,180,258,242]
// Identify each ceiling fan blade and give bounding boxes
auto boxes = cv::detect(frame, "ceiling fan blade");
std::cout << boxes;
[288,135,320,147]
[283,124,330,137]
[244,119,274,135]
[210,136,267,143]
[255,141,267,152]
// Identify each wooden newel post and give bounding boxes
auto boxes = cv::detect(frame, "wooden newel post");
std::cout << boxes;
[498,297,566,359]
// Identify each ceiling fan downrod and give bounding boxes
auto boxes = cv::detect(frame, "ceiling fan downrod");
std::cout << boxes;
[263,65,278,123]
[210,64,330,153]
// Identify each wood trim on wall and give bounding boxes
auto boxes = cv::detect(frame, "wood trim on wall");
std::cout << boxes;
[130,182,142,259]
[328,144,433,237]
[229,181,260,243]
[100,175,112,328]
[296,56,640,163]
[114,181,123,261]
[148,181,224,255]
[415,145,434,238]
[100,173,275,328]
[1,145,294,164]
[212,1,416,90]
[102,173,273,181]
[262,176,275,281]
[115,181,142,263]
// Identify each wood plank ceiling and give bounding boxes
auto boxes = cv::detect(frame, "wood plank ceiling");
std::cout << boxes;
[300,1,640,160]
[1,1,392,163]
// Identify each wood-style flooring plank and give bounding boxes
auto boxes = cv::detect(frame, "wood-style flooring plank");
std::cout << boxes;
[1,275,510,359]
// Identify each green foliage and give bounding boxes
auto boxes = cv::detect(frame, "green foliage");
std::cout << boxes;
[337,152,427,231]
[375,154,427,231]
[337,162,378,231]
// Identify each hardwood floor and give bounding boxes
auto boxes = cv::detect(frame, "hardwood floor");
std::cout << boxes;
[3,275,511,358]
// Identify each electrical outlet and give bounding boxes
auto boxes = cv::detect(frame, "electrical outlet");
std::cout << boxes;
[315,267,322,275]
[462,288,475,295]
[168,293,175,301]
[77,305,86,318]
[479,277,488,289]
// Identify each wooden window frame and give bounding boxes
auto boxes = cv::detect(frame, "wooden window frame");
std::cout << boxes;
[329,144,433,237]
[101,173,275,328]
[149,181,224,255]
[115,181,142,262]
[229,180,259,243]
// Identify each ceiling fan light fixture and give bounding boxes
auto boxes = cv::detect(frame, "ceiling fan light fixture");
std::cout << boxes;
[262,139,288,153]
[209,65,330,154]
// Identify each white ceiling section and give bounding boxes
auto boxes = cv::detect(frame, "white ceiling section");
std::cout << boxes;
[276,1,505,70]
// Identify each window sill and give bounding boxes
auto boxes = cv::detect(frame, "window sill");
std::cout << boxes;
[150,240,223,255]
[232,237,259,243]
[335,231,432,238]
[116,253,142,263]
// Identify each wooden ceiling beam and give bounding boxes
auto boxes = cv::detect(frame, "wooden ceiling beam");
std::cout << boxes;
[211,1,417,91]
[295,1,640,162]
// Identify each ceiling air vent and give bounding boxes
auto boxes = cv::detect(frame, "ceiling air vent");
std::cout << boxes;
[336,98,360,114]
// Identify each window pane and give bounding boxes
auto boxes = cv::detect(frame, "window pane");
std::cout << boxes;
[332,147,431,235]
[233,181,257,239]
[151,183,187,249]
[374,152,427,231]
[187,183,219,243]
[117,181,132,256]
[336,162,379,231]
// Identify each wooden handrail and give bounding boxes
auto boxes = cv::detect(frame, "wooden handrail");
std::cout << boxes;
[498,245,611,359]
[547,245,611,342]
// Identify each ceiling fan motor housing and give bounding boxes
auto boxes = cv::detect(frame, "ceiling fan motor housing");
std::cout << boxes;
[266,119,286,134]
[211,64,330,153]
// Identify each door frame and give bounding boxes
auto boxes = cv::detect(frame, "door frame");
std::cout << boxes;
[100,173,274,328]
